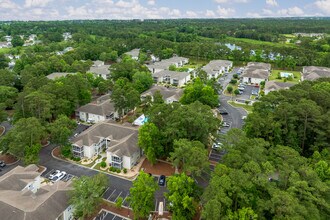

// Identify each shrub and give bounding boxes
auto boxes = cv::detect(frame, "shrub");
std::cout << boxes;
[234,89,240,96]
[116,168,121,173]
[116,197,123,209]
[100,161,107,168]
[109,167,115,172]
[230,79,237,84]
[227,86,233,94]
[61,145,72,158]
[123,168,127,174]
[233,74,239,79]
[102,157,107,161]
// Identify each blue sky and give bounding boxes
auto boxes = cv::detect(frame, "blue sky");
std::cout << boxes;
[0,0,329,20]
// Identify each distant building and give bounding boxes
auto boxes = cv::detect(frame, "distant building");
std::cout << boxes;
[125,48,140,60]
[0,164,74,220]
[153,70,191,87]
[71,122,141,169]
[264,81,294,95]
[147,56,189,74]
[141,85,183,104]
[76,94,118,123]
[201,60,233,79]
[241,62,271,84]
[63,32,72,41]
[88,60,111,79]
[46,72,77,80]
[301,66,330,81]
[0,41,11,48]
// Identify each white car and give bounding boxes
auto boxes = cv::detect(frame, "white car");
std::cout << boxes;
[49,170,61,180]
[222,122,230,127]
[51,171,67,182]
[212,142,223,149]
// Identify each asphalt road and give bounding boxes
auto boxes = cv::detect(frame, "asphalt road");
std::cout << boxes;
[39,144,133,192]
[218,68,247,129]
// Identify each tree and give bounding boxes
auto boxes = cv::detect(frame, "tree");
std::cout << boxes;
[11,36,24,47]
[227,86,233,94]
[129,171,158,219]
[153,90,164,104]
[166,173,198,219]
[49,115,76,145]
[0,86,18,108]
[0,54,8,69]
[0,103,7,122]
[138,123,162,164]
[24,144,42,165]
[111,78,140,117]
[0,117,46,161]
[234,89,240,96]
[132,71,153,93]
[170,139,209,177]
[180,78,219,107]
[115,196,123,209]
[69,174,108,218]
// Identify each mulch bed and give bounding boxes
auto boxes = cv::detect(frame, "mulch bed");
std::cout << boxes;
[140,159,176,176]
[53,147,62,158]
[0,126,4,136]
[0,153,18,164]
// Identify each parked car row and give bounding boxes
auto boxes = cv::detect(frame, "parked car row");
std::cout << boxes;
[48,170,67,182]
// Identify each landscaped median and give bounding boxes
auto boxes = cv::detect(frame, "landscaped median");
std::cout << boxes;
[228,101,254,113]
[52,146,145,180]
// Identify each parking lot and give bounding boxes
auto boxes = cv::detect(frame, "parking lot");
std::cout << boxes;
[103,175,168,212]
[103,187,131,208]
[95,210,128,220]
[236,85,259,100]
[43,169,75,182]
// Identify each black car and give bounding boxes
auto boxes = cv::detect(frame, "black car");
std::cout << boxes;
[0,160,6,168]
[219,110,228,115]
[158,175,166,186]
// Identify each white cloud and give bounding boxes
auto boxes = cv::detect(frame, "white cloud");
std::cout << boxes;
[186,10,198,18]
[315,0,330,15]
[147,0,155,6]
[262,9,274,16]
[24,0,53,8]
[0,0,20,10]
[246,12,261,18]
[205,10,216,17]
[216,6,235,17]
[214,0,248,3]
[278,6,304,16]
[266,0,278,7]
[116,0,135,8]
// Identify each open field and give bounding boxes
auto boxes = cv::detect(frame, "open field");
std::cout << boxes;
[269,69,301,84]
[226,37,297,48]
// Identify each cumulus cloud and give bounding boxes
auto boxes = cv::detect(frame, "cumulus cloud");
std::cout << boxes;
[216,6,235,17]
[205,10,216,17]
[25,0,53,8]
[315,0,330,15]
[278,6,304,16]
[266,0,278,7]
[147,0,155,5]
[0,0,20,10]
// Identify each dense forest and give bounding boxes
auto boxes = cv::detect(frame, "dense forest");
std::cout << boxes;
[0,19,330,219]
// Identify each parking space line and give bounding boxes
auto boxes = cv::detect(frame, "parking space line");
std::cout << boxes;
[112,214,116,220]
[107,189,116,200]
[103,187,110,196]
[154,199,158,211]
[114,191,122,202]
[122,193,129,204]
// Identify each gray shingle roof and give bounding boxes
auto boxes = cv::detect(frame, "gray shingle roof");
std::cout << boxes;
[71,122,139,157]
[76,95,115,117]
[0,165,72,220]
[125,48,140,57]
[46,72,76,80]
[153,70,190,80]
[302,66,330,81]
[265,81,294,92]
[241,62,271,79]
[201,60,233,75]
[141,85,183,101]
[89,65,111,76]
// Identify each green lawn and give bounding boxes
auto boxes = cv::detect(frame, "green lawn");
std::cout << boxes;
[269,70,301,84]
[224,84,238,96]
[228,101,253,113]
[0,48,11,54]
[226,37,297,49]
